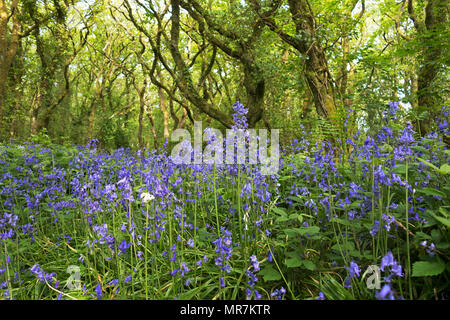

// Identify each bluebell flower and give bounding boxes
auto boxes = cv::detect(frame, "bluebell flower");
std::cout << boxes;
[370,220,380,236]
[231,101,249,130]
[95,283,103,300]
[179,262,189,277]
[212,227,233,273]
[383,101,399,122]
[420,241,436,256]
[347,261,361,278]
[250,255,260,272]
[108,279,119,286]
[376,284,395,300]
[118,240,131,255]
[380,252,394,271]
[267,250,273,262]
[30,264,56,283]
[270,287,286,300]
[381,251,403,278]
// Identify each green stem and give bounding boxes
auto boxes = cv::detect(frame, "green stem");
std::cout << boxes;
[267,245,295,299]
[405,159,413,299]
[144,204,149,300]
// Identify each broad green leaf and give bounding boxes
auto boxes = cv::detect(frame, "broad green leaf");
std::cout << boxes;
[439,164,450,174]
[418,188,446,198]
[331,217,353,227]
[417,158,448,175]
[284,229,298,238]
[298,226,320,235]
[415,232,433,240]
[272,207,287,216]
[289,213,299,220]
[284,226,320,237]
[285,256,303,268]
[349,200,362,209]
[412,260,446,277]
[411,145,428,153]
[259,266,282,281]
[429,212,450,228]
[275,216,289,223]
[439,207,449,218]
[301,260,316,271]
[436,242,450,250]
[331,242,355,252]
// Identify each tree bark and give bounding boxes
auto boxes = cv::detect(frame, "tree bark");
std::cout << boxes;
[169,0,233,128]
[8,37,23,138]
[0,0,20,125]
[408,0,448,135]
[157,69,170,140]
[250,0,338,121]
[176,0,267,127]
[287,0,337,120]
[242,61,265,127]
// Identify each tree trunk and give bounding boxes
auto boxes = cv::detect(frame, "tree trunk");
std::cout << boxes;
[0,0,20,125]
[243,62,265,127]
[32,9,56,133]
[87,98,96,141]
[135,79,147,150]
[157,73,170,140]
[409,0,448,135]
[287,0,337,120]
[252,0,337,122]
[8,38,24,138]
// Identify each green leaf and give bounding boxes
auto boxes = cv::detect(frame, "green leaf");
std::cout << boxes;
[429,211,450,228]
[431,214,450,228]
[411,145,428,153]
[393,164,406,174]
[417,158,449,175]
[349,200,362,209]
[412,260,446,277]
[297,226,320,236]
[302,260,316,271]
[418,188,447,199]
[285,256,303,268]
[439,207,449,218]
[439,164,450,174]
[318,273,355,300]
[284,226,320,237]
[259,266,282,281]
[275,216,289,223]
[331,242,355,252]
[331,217,353,227]
[283,229,298,238]
[436,242,450,250]
[289,213,299,220]
[272,207,287,216]
[415,232,433,241]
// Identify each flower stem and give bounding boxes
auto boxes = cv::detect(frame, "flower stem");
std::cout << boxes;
[405,159,413,299]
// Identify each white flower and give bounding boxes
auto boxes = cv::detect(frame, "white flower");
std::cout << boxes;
[140,192,155,203]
